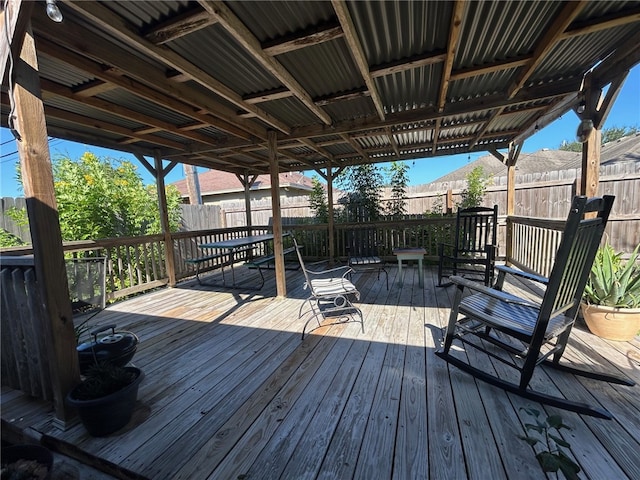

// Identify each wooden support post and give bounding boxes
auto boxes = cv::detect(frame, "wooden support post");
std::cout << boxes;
[326,166,335,262]
[268,131,286,296]
[153,152,177,287]
[12,16,79,426]
[236,172,257,231]
[505,142,522,265]
[445,189,453,214]
[581,127,601,198]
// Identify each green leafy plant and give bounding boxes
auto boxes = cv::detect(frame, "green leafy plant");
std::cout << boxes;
[518,407,581,480]
[309,175,329,223]
[584,242,640,308]
[70,362,137,401]
[459,166,492,209]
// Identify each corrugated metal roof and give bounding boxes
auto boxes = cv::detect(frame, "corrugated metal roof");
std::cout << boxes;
[6,0,638,176]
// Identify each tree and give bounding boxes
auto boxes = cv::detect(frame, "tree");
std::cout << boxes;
[559,125,638,151]
[336,164,384,221]
[459,166,491,209]
[308,175,329,223]
[386,161,409,218]
[9,152,182,243]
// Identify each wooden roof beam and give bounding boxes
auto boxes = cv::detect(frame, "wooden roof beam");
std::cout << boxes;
[508,1,587,99]
[386,127,401,159]
[332,0,386,120]
[370,50,447,78]
[243,87,295,104]
[40,78,226,148]
[289,77,580,141]
[42,105,187,150]
[33,33,258,142]
[340,133,369,161]
[450,55,532,82]
[560,5,640,40]
[314,86,370,106]
[262,19,344,56]
[198,0,332,125]
[437,1,466,113]
[72,79,117,97]
[65,1,291,134]
[145,6,218,45]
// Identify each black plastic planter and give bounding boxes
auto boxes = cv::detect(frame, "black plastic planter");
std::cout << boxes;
[66,366,144,436]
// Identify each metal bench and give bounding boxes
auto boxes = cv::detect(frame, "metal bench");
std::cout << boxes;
[244,246,301,289]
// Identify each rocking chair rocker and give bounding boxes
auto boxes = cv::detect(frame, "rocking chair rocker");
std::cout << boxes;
[436,195,634,419]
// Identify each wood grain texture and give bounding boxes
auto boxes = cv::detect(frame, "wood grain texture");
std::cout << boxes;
[3,265,639,480]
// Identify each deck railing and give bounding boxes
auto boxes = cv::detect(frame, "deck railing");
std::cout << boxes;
[1,215,568,302]
[506,216,565,277]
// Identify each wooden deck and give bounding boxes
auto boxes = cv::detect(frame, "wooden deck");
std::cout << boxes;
[2,264,639,480]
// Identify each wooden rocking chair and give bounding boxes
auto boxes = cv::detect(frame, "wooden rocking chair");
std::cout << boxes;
[436,195,634,419]
[438,205,498,287]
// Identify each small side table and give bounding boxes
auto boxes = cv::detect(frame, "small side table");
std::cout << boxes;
[393,247,426,287]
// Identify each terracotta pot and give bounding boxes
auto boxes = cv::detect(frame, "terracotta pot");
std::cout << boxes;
[581,303,640,342]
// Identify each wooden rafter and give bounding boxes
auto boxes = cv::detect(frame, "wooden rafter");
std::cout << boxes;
[65,1,291,134]
[508,1,587,99]
[437,1,466,112]
[145,6,217,45]
[385,127,401,159]
[39,79,226,148]
[559,5,640,41]
[370,50,447,78]
[262,19,344,56]
[198,0,332,125]
[32,30,263,141]
[243,87,295,105]
[332,0,386,120]
[289,80,579,141]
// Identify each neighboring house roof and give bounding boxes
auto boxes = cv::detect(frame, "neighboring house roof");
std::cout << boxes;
[173,170,314,198]
[429,133,640,185]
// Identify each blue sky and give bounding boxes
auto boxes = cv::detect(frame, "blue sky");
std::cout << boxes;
[1,65,638,197]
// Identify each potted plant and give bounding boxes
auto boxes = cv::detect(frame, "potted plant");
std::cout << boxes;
[66,362,144,437]
[581,241,640,341]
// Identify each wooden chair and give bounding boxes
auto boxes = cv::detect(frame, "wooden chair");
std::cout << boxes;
[436,195,635,419]
[438,205,498,287]
[346,228,388,289]
[293,237,363,339]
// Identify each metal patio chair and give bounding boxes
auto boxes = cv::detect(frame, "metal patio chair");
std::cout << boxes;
[346,227,388,289]
[293,237,363,339]
[436,195,635,419]
[438,205,498,287]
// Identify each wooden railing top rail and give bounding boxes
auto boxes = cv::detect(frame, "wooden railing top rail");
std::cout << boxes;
[507,216,566,230]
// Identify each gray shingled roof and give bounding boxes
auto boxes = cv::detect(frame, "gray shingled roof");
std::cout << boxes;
[430,133,640,184]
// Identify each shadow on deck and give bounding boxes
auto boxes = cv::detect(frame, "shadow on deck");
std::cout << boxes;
[2,265,639,480]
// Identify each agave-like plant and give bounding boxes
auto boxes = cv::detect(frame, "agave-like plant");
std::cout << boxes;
[584,242,640,308]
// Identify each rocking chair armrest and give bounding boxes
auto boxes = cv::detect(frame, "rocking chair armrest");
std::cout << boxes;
[496,265,549,285]
[450,275,540,308]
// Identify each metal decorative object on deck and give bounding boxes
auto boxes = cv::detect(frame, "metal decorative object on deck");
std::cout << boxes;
[77,324,139,374]
[293,237,364,339]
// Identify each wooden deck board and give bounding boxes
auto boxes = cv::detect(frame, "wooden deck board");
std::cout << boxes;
[2,265,640,480]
